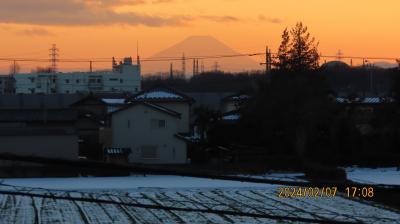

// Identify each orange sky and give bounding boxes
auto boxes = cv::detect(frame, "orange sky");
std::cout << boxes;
[0,0,399,73]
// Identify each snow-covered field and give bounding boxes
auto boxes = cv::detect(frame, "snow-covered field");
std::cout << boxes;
[0,175,399,223]
[237,172,307,183]
[345,167,400,185]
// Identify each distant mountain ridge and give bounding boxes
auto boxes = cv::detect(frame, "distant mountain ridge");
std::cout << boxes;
[142,36,260,75]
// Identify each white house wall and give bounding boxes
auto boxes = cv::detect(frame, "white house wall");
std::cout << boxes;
[111,104,187,164]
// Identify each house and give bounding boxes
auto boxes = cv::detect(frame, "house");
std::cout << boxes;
[0,108,79,167]
[110,87,194,164]
[221,94,249,113]
[70,93,131,159]
[335,96,395,135]
[0,94,84,163]
[0,128,78,162]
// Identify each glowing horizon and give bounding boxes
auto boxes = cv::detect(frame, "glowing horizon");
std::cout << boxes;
[0,0,399,73]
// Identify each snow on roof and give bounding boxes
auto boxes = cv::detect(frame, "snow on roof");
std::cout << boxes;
[104,147,131,155]
[101,98,127,104]
[361,97,381,104]
[336,97,346,103]
[230,95,250,100]
[222,114,240,121]
[336,97,395,104]
[135,91,184,100]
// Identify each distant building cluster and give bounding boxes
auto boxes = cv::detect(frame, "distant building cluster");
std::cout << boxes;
[1,57,141,94]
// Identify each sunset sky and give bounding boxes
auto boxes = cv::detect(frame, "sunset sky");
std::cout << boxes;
[0,0,399,73]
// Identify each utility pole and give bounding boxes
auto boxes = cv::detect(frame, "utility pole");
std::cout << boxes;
[170,63,173,79]
[260,46,271,75]
[193,59,195,76]
[213,61,219,72]
[201,60,204,73]
[11,60,16,76]
[265,46,269,75]
[89,61,93,73]
[49,44,59,73]
[196,59,199,75]
[182,53,186,76]
[336,49,343,61]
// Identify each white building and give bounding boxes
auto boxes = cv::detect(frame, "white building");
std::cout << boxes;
[14,57,141,94]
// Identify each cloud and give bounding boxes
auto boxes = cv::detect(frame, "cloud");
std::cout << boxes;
[200,16,239,22]
[0,0,188,27]
[258,15,282,24]
[17,28,53,36]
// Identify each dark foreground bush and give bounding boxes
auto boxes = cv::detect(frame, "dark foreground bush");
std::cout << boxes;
[304,163,347,182]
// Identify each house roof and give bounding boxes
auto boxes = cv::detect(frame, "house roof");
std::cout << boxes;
[110,101,181,118]
[71,93,130,107]
[101,98,127,105]
[0,127,76,136]
[175,133,201,143]
[335,97,395,104]
[221,110,241,121]
[104,147,131,155]
[222,93,250,103]
[0,109,78,122]
[131,87,194,104]
[0,94,84,109]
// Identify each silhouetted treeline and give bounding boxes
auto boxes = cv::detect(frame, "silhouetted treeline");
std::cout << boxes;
[142,71,264,93]
[321,63,398,96]
[200,68,400,166]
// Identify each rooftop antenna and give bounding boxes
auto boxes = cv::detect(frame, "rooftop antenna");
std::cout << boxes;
[49,44,59,73]
[137,40,140,66]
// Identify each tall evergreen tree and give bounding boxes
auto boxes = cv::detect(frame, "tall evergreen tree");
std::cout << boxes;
[275,28,290,71]
[276,22,320,72]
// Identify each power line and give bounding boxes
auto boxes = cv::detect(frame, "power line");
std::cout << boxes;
[0,53,399,66]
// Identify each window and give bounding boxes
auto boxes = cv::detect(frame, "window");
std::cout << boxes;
[65,90,70,94]
[120,79,124,83]
[151,119,166,128]
[65,79,70,84]
[97,78,102,83]
[140,145,158,159]
[76,79,80,84]
[109,78,118,81]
